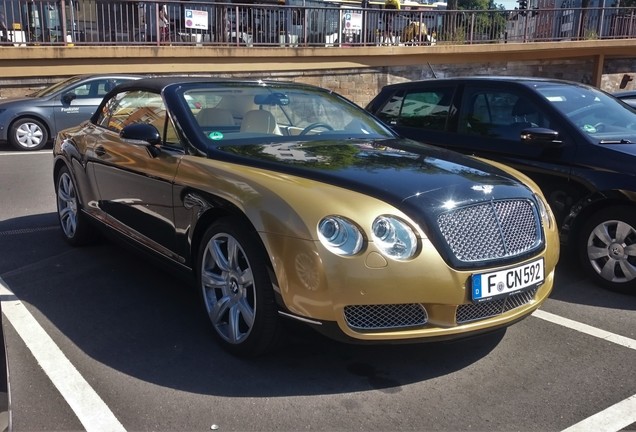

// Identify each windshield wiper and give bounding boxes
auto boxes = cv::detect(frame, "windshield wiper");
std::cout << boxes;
[599,139,633,144]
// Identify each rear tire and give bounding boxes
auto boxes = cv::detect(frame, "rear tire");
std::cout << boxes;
[197,218,282,357]
[9,117,49,151]
[578,206,636,294]
[55,166,96,246]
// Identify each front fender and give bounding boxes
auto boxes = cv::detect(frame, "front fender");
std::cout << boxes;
[53,134,93,210]
[561,189,636,245]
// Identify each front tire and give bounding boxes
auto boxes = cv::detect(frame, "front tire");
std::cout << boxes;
[55,166,96,246]
[578,206,636,294]
[9,117,49,151]
[197,219,282,357]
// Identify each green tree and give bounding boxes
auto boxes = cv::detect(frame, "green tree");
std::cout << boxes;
[442,0,508,43]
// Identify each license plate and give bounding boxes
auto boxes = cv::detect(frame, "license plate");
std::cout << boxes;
[472,258,544,302]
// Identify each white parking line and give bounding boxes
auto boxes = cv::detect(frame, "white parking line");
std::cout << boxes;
[0,277,126,432]
[0,150,53,156]
[561,395,636,432]
[532,309,636,432]
[533,309,636,350]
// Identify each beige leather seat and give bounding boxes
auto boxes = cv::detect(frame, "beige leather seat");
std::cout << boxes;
[240,109,282,135]
[197,108,235,127]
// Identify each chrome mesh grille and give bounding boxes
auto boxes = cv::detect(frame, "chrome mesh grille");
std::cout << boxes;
[456,288,537,324]
[344,304,428,330]
[438,199,540,263]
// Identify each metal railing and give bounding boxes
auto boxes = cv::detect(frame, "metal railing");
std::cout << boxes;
[0,0,634,47]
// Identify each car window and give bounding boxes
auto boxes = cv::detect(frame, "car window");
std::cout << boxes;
[96,79,128,96]
[70,79,126,99]
[377,87,455,130]
[181,84,393,143]
[459,87,550,140]
[537,84,636,138]
[95,90,181,148]
[374,87,455,131]
[73,83,92,97]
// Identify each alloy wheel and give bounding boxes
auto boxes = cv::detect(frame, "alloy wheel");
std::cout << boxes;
[200,232,256,345]
[57,171,79,239]
[586,219,636,284]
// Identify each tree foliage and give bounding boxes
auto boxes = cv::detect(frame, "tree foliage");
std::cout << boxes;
[441,0,509,43]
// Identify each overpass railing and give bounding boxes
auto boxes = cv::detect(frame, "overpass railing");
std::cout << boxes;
[1,0,634,47]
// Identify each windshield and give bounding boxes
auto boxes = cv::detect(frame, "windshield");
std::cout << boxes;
[29,76,85,97]
[180,82,395,146]
[536,84,636,143]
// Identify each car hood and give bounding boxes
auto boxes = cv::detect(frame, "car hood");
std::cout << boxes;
[214,138,536,221]
[598,141,636,156]
[0,97,37,108]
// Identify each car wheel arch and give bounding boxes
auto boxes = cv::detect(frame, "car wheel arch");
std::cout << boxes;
[575,203,636,293]
[53,159,83,205]
[9,115,52,150]
[189,197,272,269]
[564,191,636,248]
[189,202,288,313]
[10,114,53,138]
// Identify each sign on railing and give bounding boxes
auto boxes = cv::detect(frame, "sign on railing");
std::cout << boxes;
[0,0,634,47]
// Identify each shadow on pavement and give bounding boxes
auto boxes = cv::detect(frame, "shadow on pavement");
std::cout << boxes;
[0,212,537,398]
[548,247,636,310]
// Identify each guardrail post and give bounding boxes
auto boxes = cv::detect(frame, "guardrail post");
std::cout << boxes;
[60,0,67,45]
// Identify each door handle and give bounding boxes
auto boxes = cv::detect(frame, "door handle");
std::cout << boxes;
[95,145,107,157]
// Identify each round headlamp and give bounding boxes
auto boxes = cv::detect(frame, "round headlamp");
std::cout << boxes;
[318,216,363,256]
[371,216,418,260]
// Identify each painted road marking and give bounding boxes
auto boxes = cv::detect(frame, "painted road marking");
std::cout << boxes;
[533,309,636,350]
[0,273,632,432]
[533,309,636,432]
[0,277,126,432]
[561,395,636,432]
[0,150,53,156]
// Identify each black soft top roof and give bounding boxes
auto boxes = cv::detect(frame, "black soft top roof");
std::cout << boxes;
[110,76,314,94]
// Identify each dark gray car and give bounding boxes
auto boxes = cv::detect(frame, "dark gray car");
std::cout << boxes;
[0,74,140,151]
[366,76,636,294]
[614,90,636,108]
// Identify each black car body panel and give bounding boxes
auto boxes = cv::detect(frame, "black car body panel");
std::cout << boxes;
[366,76,636,293]
[366,77,636,241]
[614,90,636,108]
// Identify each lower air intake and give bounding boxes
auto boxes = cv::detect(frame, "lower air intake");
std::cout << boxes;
[456,288,537,324]
[344,304,428,331]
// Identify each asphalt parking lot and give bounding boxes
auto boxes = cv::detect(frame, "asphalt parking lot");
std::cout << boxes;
[0,147,635,431]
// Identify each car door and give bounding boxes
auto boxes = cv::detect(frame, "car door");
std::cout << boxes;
[451,83,583,224]
[88,89,184,257]
[53,77,127,133]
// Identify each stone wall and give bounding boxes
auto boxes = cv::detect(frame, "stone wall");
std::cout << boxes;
[2,58,636,106]
[267,58,636,106]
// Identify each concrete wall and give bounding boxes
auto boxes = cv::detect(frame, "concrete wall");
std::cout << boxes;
[0,49,636,106]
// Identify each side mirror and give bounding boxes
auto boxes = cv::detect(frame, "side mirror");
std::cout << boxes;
[61,92,77,104]
[520,127,562,147]
[120,123,161,146]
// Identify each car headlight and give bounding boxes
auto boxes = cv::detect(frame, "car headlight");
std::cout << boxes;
[371,216,418,260]
[318,216,363,256]
[534,194,552,229]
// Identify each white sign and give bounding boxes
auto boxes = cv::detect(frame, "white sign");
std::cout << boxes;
[184,9,209,30]
[344,11,362,31]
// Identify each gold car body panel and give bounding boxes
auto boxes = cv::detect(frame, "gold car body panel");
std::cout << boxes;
[175,154,559,342]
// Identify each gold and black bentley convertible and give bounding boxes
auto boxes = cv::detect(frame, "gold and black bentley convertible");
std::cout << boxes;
[53,77,559,357]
